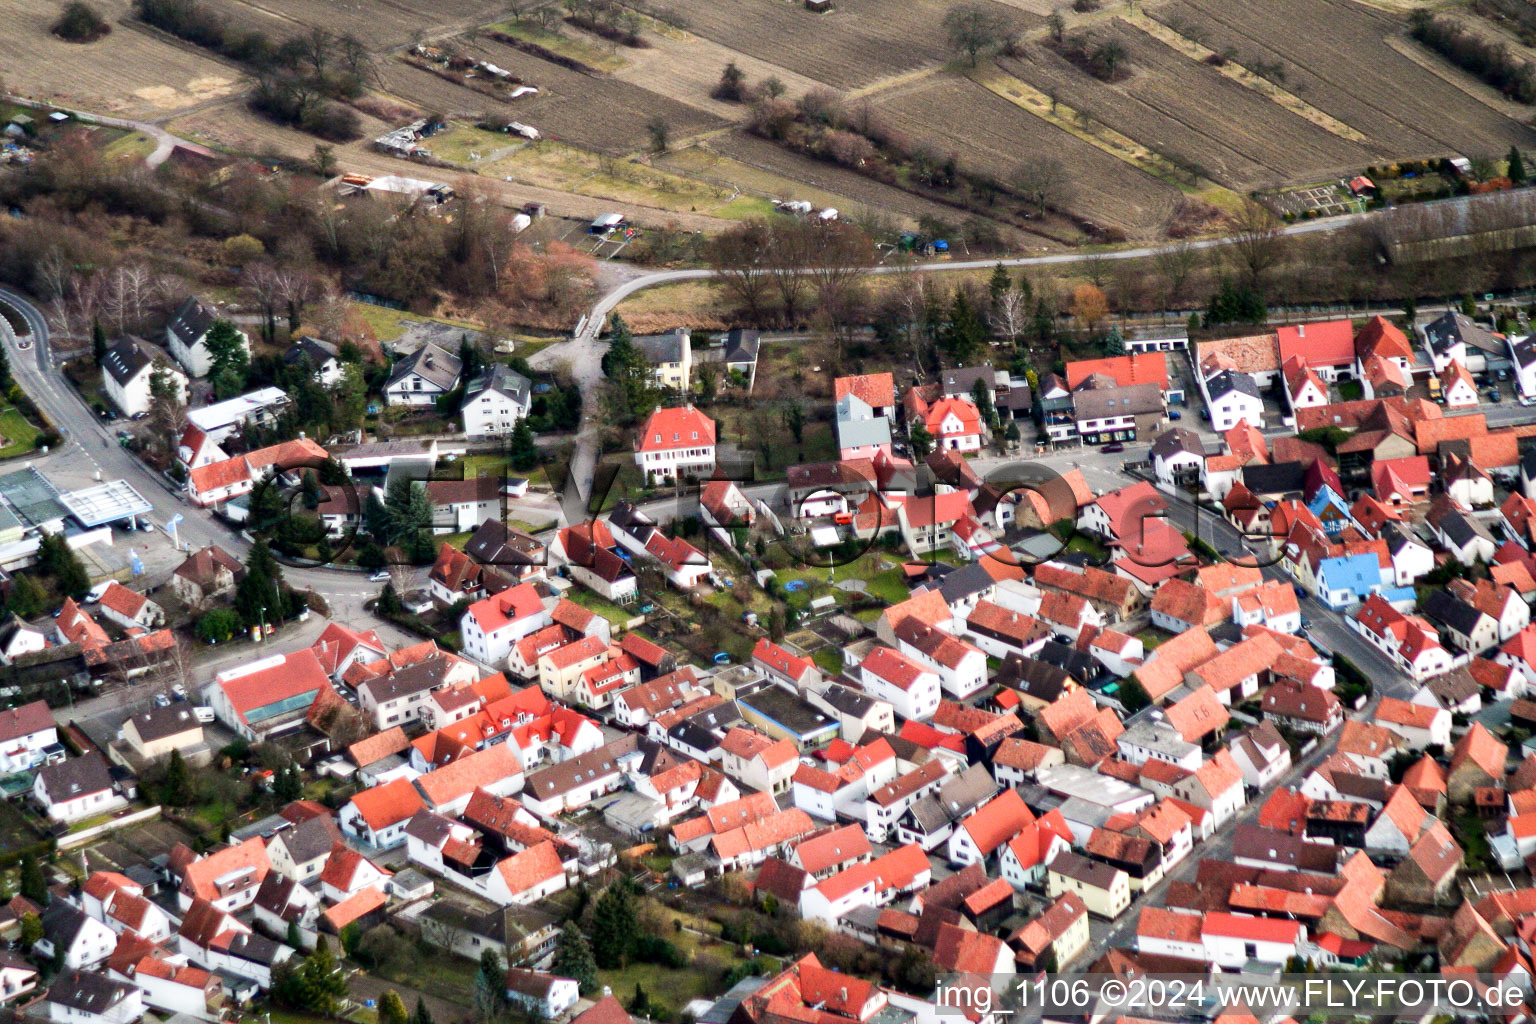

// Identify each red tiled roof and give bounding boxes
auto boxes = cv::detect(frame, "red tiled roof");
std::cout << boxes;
[636,406,716,452]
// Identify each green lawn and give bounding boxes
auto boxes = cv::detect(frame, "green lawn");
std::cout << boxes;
[1338,380,1364,401]
[1135,628,1166,651]
[813,648,844,676]
[566,586,638,626]
[457,453,550,493]
[0,407,41,458]
[1064,533,1108,561]
[347,302,482,345]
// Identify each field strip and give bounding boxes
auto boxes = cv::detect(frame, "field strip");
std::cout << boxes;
[843,65,944,101]
[966,64,1230,197]
[1124,13,1370,143]
[1382,34,1536,121]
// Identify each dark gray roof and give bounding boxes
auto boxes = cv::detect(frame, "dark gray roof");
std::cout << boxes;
[607,502,657,545]
[937,564,995,606]
[47,970,135,1014]
[273,814,341,865]
[634,330,688,366]
[284,336,339,367]
[465,519,544,568]
[41,902,93,951]
[1432,505,1493,548]
[818,683,879,718]
[1032,639,1098,684]
[1049,851,1122,888]
[996,654,1072,703]
[736,687,836,739]
[940,365,999,398]
[223,930,286,966]
[1241,461,1307,497]
[524,736,640,800]
[37,754,113,801]
[360,655,459,704]
[1072,382,1163,419]
[1512,337,1536,370]
[1150,428,1204,461]
[387,341,462,392]
[465,363,531,407]
[166,296,215,346]
[1206,369,1261,400]
[1424,311,1504,356]
[905,763,998,833]
[101,337,156,386]
[720,329,760,365]
[1423,589,1488,636]
[1379,520,1422,557]
[127,705,202,743]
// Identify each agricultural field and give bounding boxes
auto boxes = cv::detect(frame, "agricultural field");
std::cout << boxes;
[870,74,1184,237]
[998,23,1376,191]
[1150,0,1534,159]
[706,133,1050,241]
[608,23,827,120]
[0,0,240,118]
[673,0,1026,91]
[382,40,728,153]
[197,0,506,49]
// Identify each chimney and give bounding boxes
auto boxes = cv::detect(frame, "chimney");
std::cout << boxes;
[1298,324,1305,337]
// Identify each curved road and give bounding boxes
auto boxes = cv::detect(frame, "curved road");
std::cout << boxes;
[0,286,422,610]
[538,200,1388,508]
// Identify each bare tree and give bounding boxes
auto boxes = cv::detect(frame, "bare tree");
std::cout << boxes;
[707,219,774,324]
[1012,157,1072,218]
[990,285,1029,345]
[1228,197,1284,292]
[1153,237,1197,311]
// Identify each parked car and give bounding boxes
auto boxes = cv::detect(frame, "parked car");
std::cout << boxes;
[1522,394,1536,407]
[1490,389,1503,403]
[369,570,391,582]
[1101,442,1125,453]
[1169,410,1182,420]
[154,693,171,707]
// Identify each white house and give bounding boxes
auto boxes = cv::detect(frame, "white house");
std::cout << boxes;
[505,970,580,1020]
[1201,912,1304,968]
[33,755,124,824]
[0,700,59,775]
[166,296,248,378]
[46,970,143,1024]
[461,583,553,668]
[102,338,186,418]
[858,646,942,722]
[384,341,462,407]
[38,905,117,971]
[461,364,533,438]
[1204,370,1264,432]
[633,405,716,483]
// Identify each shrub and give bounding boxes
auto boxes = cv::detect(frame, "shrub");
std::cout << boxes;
[52,1,111,42]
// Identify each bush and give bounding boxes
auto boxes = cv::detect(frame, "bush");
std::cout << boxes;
[52,1,111,42]
[1411,10,1536,103]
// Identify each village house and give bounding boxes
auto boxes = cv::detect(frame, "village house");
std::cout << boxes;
[384,341,462,407]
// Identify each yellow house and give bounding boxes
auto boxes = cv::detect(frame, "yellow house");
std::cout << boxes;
[538,636,610,704]
[635,330,692,392]
[119,705,204,764]
[1046,851,1131,920]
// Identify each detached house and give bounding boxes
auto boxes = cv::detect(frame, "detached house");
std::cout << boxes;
[923,397,984,452]
[166,296,248,378]
[461,364,533,438]
[633,405,716,483]
[385,341,462,407]
[102,338,186,418]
